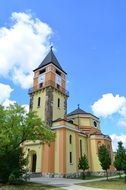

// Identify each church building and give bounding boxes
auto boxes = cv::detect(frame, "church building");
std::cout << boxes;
[24,48,113,177]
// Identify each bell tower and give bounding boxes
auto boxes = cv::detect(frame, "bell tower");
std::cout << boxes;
[28,47,69,127]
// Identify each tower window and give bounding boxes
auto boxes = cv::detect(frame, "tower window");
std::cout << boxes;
[39,83,43,88]
[69,135,72,144]
[37,97,41,107]
[80,140,82,157]
[57,84,60,89]
[56,69,61,76]
[58,98,60,108]
[29,97,33,110]
[39,68,46,74]
[70,152,72,164]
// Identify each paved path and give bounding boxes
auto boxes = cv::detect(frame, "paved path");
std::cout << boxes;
[61,185,103,190]
[30,176,108,190]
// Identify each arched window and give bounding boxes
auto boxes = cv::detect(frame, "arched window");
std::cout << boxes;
[38,97,41,107]
[70,152,72,164]
[69,135,72,144]
[80,139,82,157]
[94,121,97,128]
[97,141,102,152]
[58,98,60,108]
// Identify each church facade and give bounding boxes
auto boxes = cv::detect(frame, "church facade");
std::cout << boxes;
[24,48,113,177]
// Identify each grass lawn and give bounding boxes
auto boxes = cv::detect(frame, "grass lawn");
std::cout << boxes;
[0,182,62,190]
[82,175,106,180]
[80,178,126,190]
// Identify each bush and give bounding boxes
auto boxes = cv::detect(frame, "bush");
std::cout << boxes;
[0,147,27,183]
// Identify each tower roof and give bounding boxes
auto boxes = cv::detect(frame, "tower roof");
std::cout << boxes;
[67,105,99,119]
[33,48,66,74]
[67,106,88,116]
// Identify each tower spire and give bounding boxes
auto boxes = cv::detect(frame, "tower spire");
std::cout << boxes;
[33,45,66,74]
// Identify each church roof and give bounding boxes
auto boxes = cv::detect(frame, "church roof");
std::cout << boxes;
[67,106,99,119]
[33,48,66,74]
[67,107,88,116]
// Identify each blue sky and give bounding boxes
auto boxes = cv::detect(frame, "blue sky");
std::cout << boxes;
[0,0,126,150]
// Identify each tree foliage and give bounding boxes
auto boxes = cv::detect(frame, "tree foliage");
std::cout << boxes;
[122,153,126,183]
[98,144,111,180]
[0,103,55,183]
[114,141,126,183]
[114,141,125,178]
[78,154,89,179]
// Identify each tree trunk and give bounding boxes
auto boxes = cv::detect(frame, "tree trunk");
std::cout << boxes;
[124,172,126,183]
[83,170,85,179]
[106,170,109,181]
[119,171,121,179]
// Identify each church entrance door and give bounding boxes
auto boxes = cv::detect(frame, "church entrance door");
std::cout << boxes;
[32,153,37,172]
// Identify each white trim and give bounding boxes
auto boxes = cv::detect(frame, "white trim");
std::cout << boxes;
[79,133,87,137]
[51,125,86,136]
[68,114,99,120]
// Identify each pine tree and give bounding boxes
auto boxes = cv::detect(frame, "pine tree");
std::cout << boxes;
[122,153,126,183]
[78,154,89,179]
[114,141,125,179]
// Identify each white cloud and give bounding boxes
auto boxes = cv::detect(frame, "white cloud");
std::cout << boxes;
[110,134,126,151]
[22,104,29,113]
[92,93,126,117]
[118,107,126,127]
[91,93,126,127]
[0,83,29,112]
[0,12,52,89]
[0,83,17,108]
[0,83,13,103]
[2,99,16,107]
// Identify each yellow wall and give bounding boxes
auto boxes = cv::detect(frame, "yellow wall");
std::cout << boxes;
[91,140,102,171]
[79,118,91,126]
[52,120,77,130]
[32,88,66,122]
[79,135,88,157]
[52,90,66,120]
[24,142,42,172]
[65,130,88,173]
[67,114,100,130]
[68,115,93,126]
[32,90,46,121]
[69,116,90,126]
[66,129,77,173]
[90,138,102,171]
[54,130,60,173]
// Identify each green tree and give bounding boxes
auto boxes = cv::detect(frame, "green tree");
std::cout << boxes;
[0,103,55,183]
[98,144,111,180]
[122,153,126,183]
[78,154,89,179]
[114,141,125,179]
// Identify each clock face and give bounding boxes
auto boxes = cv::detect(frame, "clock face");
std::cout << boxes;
[38,74,45,84]
[56,74,61,85]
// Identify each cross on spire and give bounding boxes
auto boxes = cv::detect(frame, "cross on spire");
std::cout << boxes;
[50,42,53,50]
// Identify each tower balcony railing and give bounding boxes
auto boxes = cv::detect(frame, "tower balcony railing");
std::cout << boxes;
[28,80,69,97]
